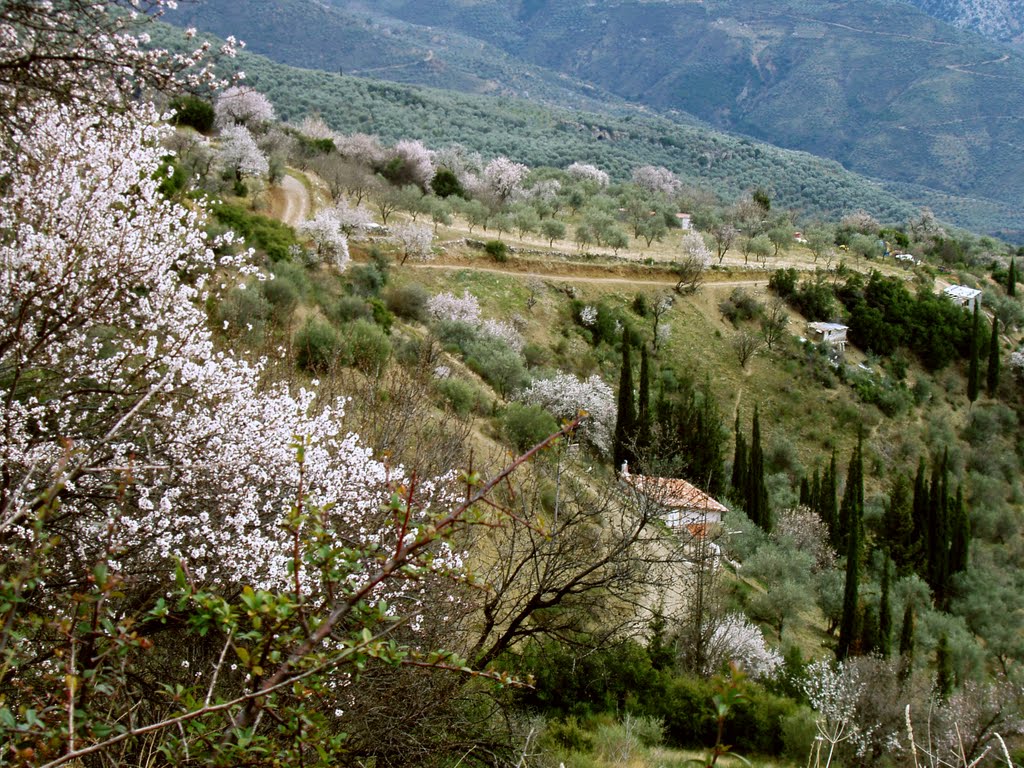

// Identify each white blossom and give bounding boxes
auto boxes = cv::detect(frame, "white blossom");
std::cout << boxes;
[217,124,269,179]
[390,222,435,264]
[480,318,525,354]
[334,132,387,167]
[579,305,598,327]
[391,138,436,189]
[0,100,411,592]
[706,614,783,681]
[483,156,529,202]
[427,291,482,326]
[214,85,275,129]
[517,374,616,455]
[632,164,682,196]
[566,162,610,188]
[1010,349,1024,376]
[299,209,351,271]
[334,198,376,239]
[680,230,712,268]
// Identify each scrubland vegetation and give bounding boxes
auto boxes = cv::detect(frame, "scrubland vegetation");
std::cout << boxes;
[4,4,1024,768]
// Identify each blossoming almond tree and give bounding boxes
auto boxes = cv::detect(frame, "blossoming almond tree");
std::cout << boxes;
[214,85,275,129]
[517,373,616,456]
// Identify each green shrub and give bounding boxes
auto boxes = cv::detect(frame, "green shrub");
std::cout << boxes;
[169,95,215,133]
[780,707,818,762]
[435,377,487,417]
[769,267,799,299]
[211,202,299,262]
[216,284,271,344]
[385,283,429,322]
[501,403,558,452]
[466,337,529,397]
[436,320,480,354]
[350,264,386,297]
[262,274,300,323]
[346,318,391,372]
[485,239,510,262]
[156,156,187,199]
[632,293,651,317]
[330,295,372,323]
[369,298,394,333]
[294,317,344,372]
[541,717,594,754]
[719,288,763,325]
[725,685,802,755]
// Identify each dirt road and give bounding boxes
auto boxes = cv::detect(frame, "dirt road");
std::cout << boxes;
[266,174,310,227]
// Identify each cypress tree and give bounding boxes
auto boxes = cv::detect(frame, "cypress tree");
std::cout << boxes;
[948,484,969,578]
[899,603,915,681]
[860,605,879,657]
[810,466,822,515]
[987,314,1000,397]
[837,492,861,660]
[911,457,929,575]
[613,332,636,474]
[799,475,811,507]
[731,411,747,503]
[694,378,727,497]
[967,303,980,404]
[883,473,916,573]
[746,405,770,531]
[636,343,653,465]
[1010,256,1018,297]
[880,555,893,657]
[935,634,954,700]
[838,433,864,552]
[820,450,839,548]
[927,450,951,603]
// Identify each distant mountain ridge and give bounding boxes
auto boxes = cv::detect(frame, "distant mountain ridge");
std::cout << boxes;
[899,0,1024,44]
[164,0,1024,238]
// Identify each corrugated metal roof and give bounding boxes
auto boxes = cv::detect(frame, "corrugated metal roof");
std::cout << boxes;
[944,285,981,300]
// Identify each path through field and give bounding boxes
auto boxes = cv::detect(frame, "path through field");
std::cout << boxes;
[267,174,310,227]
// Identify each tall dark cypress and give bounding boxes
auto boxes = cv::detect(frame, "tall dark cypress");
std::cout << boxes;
[967,303,980,404]
[746,406,770,531]
[613,333,637,474]
[911,457,929,574]
[731,411,747,503]
[948,485,969,578]
[883,473,916,574]
[927,450,950,602]
[810,466,822,515]
[935,634,954,700]
[838,433,864,552]
[636,343,653,466]
[898,603,915,681]
[837,489,861,660]
[695,378,727,497]
[799,476,811,507]
[821,450,839,548]
[879,555,892,657]
[987,314,1000,397]
[1010,256,1018,297]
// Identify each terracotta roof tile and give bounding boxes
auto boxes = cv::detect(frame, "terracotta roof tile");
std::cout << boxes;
[622,474,728,515]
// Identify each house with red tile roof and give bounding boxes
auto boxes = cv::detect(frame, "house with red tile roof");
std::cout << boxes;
[620,462,728,537]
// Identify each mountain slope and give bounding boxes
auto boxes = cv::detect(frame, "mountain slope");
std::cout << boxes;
[162,0,645,114]
[898,0,1024,45]
[342,0,1024,212]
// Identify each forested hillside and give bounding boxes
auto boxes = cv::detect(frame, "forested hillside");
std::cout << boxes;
[165,0,1024,239]
[899,0,1024,44]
